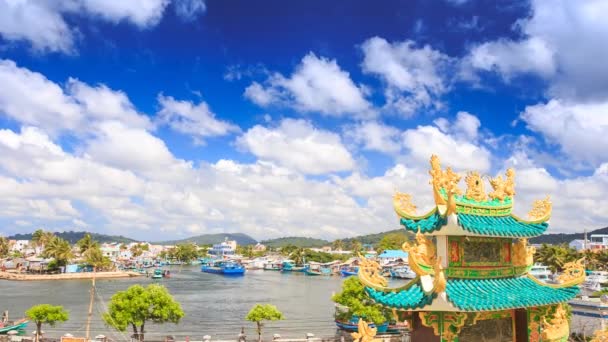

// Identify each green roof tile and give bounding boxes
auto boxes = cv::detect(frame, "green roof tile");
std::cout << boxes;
[400,212,447,234]
[366,284,436,310]
[446,277,579,311]
[367,277,578,311]
[457,214,548,237]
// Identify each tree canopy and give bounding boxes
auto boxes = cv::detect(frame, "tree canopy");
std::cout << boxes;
[103,284,184,341]
[0,236,9,258]
[245,304,284,341]
[376,232,409,254]
[332,277,389,325]
[174,243,199,263]
[43,237,73,266]
[26,304,69,342]
[77,233,99,255]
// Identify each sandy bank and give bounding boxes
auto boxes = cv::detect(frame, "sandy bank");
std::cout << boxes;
[0,271,141,281]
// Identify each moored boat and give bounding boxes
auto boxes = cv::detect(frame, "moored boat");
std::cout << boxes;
[0,319,28,334]
[390,265,416,279]
[529,263,552,283]
[152,269,163,279]
[335,319,388,333]
[340,267,359,277]
[201,260,245,276]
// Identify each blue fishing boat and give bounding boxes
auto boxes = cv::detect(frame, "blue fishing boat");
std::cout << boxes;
[152,269,163,279]
[335,319,388,333]
[201,260,245,276]
[0,319,28,334]
[340,267,359,277]
[281,261,307,272]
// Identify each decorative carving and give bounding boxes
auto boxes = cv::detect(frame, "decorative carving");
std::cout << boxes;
[489,168,516,201]
[351,319,380,342]
[528,196,552,221]
[393,192,417,216]
[541,304,569,341]
[465,171,487,202]
[472,310,512,325]
[591,328,608,342]
[512,239,535,267]
[403,230,437,268]
[357,254,388,289]
[419,312,467,342]
[557,258,586,285]
[528,306,551,342]
[432,257,446,293]
[429,155,462,212]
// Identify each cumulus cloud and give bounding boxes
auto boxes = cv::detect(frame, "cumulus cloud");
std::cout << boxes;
[519,99,608,167]
[433,111,481,141]
[464,0,608,101]
[236,119,355,175]
[0,0,204,53]
[156,95,239,144]
[244,53,372,117]
[345,121,402,155]
[361,37,451,117]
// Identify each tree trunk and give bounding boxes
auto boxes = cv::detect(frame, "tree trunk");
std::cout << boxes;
[257,322,262,342]
[140,323,145,342]
[132,323,139,341]
[85,270,96,341]
[36,322,42,342]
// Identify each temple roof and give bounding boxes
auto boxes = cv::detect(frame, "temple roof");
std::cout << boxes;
[400,212,549,238]
[366,277,579,312]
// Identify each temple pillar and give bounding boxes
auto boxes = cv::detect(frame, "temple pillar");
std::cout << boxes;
[411,312,440,342]
[515,308,529,342]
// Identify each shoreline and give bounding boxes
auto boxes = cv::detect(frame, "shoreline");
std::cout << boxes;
[0,271,141,281]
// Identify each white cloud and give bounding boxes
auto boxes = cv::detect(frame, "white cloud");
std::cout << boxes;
[156,95,239,144]
[244,53,372,117]
[0,0,203,54]
[361,37,451,117]
[346,121,402,155]
[173,0,206,21]
[519,99,608,167]
[401,119,491,172]
[464,0,608,101]
[236,119,355,175]
[434,111,481,141]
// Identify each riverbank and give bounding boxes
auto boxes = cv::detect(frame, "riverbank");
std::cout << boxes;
[0,271,141,281]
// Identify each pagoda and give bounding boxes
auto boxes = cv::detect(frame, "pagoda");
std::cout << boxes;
[357,155,585,342]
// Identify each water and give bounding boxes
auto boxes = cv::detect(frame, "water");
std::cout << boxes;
[0,266,350,340]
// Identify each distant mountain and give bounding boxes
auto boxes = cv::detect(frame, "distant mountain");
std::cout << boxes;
[341,229,407,246]
[8,230,137,244]
[158,233,257,246]
[261,236,329,248]
[530,226,608,245]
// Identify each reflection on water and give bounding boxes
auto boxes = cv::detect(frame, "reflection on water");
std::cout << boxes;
[0,266,355,339]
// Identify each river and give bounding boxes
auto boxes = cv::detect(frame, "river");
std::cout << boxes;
[0,266,374,340]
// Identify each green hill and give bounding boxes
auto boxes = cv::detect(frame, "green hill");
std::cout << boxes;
[8,230,137,244]
[530,226,608,245]
[261,236,329,248]
[340,229,407,245]
[158,233,257,246]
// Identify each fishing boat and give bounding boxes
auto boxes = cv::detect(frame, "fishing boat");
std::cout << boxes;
[340,267,359,277]
[263,262,282,271]
[201,260,245,276]
[335,319,388,333]
[529,264,553,283]
[281,261,307,272]
[0,318,28,334]
[152,269,163,279]
[583,271,608,290]
[306,263,332,276]
[390,265,416,279]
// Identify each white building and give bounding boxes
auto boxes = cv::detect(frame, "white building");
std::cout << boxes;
[208,239,237,257]
[569,239,590,251]
[589,234,608,250]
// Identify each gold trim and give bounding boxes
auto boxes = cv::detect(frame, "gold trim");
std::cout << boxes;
[393,192,438,220]
[489,168,516,202]
[541,304,569,341]
[351,319,380,342]
[357,253,420,292]
[513,196,552,224]
[465,171,487,202]
[527,258,585,288]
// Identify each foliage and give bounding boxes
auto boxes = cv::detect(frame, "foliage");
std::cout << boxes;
[305,250,349,263]
[376,232,410,254]
[245,304,284,341]
[349,240,363,254]
[130,244,145,258]
[534,244,580,273]
[31,230,56,248]
[43,237,73,266]
[332,277,389,325]
[84,246,113,271]
[103,284,184,341]
[341,229,404,246]
[261,236,329,248]
[332,239,344,251]
[236,245,255,258]
[289,247,306,265]
[0,236,9,258]
[26,304,69,342]
[174,243,199,263]
[77,233,99,255]
[13,230,136,244]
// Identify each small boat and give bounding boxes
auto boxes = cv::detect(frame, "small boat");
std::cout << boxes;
[530,264,552,283]
[583,271,608,290]
[390,265,416,279]
[307,264,333,276]
[201,260,245,276]
[335,319,388,333]
[152,269,163,279]
[0,319,28,334]
[281,262,307,272]
[340,267,359,277]
[163,270,171,278]
[264,262,282,271]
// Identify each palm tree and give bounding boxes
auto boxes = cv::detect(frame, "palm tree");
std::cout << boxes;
[350,240,362,254]
[290,247,306,266]
[77,234,99,255]
[130,244,143,258]
[32,230,55,251]
[332,240,344,251]
[44,237,73,267]
[0,236,9,258]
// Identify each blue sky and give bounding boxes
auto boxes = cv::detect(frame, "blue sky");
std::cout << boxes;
[0,0,606,241]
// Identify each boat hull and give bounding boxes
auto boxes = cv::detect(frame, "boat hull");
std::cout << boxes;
[335,320,388,333]
[0,320,28,334]
[201,266,245,276]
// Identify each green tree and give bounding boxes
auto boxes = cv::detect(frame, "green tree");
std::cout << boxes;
[26,304,69,342]
[332,239,344,251]
[535,244,579,273]
[32,230,55,250]
[350,240,363,254]
[0,236,9,258]
[103,284,184,341]
[130,244,143,258]
[77,233,99,255]
[289,247,306,265]
[43,237,73,267]
[175,243,198,263]
[332,277,389,325]
[376,232,409,254]
[245,304,284,342]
